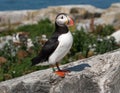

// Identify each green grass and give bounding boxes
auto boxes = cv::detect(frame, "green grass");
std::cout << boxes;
[0,19,119,82]
[17,19,54,39]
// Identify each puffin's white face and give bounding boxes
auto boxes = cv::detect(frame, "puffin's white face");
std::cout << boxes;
[55,13,74,26]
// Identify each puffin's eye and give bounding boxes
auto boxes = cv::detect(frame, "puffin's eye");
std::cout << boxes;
[61,16,63,19]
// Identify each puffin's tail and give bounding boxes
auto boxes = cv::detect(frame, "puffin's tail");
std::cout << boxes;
[31,55,49,66]
[31,56,42,66]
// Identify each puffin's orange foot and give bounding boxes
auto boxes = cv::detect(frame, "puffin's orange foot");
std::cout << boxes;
[54,71,66,78]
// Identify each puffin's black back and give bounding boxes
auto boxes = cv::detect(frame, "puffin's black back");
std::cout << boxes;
[31,20,69,66]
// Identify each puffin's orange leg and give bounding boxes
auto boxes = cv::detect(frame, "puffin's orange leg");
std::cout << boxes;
[50,64,65,77]
[54,70,66,78]
[56,62,61,71]
[54,63,70,78]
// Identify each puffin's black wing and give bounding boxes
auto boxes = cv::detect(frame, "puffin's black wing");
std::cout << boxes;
[31,36,59,66]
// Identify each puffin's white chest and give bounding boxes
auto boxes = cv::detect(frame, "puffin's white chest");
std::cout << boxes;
[49,31,73,65]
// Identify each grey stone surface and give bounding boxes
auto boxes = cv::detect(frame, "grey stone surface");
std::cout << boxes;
[0,49,120,93]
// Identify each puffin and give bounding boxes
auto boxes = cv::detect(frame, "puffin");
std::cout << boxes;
[31,13,74,77]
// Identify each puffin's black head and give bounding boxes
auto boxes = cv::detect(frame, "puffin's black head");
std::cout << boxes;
[55,13,74,27]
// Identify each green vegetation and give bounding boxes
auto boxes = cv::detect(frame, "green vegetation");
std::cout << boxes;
[71,26,118,60]
[0,19,119,82]
[18,19,54,39]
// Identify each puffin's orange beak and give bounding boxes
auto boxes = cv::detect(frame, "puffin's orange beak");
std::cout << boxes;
[66,16,74,26]
[68,17,74,26]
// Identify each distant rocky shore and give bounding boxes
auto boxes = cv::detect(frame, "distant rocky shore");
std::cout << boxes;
[0,3,120,31]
